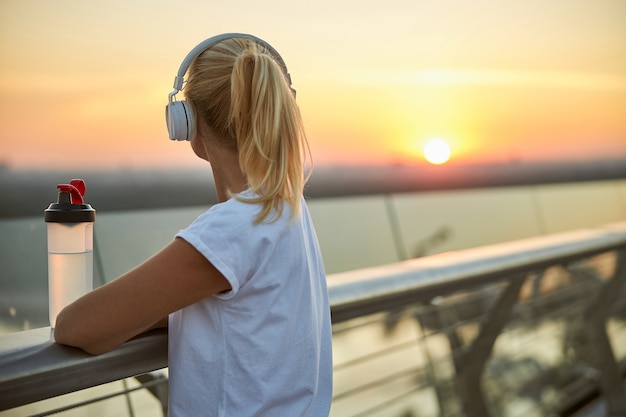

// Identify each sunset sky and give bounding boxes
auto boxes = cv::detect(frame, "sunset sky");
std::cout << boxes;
[1,0,625,170]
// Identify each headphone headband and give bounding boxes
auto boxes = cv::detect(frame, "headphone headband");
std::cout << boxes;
[166,33,293,141]
[171,33,292,93]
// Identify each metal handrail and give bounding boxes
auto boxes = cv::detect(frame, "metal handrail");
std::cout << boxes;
[328,222,626,322]
[0,328,167,411]
[1,222,626,411]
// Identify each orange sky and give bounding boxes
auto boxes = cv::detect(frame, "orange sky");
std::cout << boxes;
[1,0,625,170]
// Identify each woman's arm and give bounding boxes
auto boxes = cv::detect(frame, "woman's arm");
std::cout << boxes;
[54,237,230,355]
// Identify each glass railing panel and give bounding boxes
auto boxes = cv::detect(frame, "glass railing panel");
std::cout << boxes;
[0,216,48,333]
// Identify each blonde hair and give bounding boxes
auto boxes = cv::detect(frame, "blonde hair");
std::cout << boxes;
[184,37,310,223]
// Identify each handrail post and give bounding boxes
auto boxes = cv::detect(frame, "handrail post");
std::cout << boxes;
[581,249,626,415]
[135,372,168,416]
[450,275,526,417]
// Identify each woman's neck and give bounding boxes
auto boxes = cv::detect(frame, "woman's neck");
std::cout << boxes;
[193,123,247,203]
[208,151,248,203]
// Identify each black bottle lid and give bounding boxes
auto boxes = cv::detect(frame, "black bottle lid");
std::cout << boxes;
[44,179,96,223]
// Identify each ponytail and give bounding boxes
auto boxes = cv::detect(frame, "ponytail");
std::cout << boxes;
[185,38,310,224]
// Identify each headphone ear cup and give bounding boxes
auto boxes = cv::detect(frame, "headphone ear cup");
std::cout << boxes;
[166,100,195,141]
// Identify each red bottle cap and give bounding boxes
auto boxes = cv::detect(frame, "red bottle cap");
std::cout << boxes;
[56,179,86,204]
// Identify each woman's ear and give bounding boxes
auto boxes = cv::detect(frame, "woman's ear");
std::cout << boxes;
[190,135,209,161]
[190,118,211,161]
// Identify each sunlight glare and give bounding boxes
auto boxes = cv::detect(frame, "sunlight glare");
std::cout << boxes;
[424,139,451,165]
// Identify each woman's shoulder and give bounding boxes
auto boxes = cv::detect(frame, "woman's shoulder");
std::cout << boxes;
[192,190,294,231]
[209,190,267,219]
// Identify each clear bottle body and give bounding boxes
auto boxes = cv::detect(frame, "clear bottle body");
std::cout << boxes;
[47,222,93,327]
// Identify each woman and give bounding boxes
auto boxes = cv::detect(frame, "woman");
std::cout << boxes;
[54,33,333,416]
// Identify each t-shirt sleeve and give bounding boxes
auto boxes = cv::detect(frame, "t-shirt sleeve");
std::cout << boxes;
[175,202,258,300]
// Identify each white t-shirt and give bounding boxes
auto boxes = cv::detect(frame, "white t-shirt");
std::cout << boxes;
[168,191,333,417]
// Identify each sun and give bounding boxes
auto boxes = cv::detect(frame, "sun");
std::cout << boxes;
[423,139,451,165]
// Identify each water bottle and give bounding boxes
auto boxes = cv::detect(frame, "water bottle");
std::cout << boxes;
[44,179,96,328]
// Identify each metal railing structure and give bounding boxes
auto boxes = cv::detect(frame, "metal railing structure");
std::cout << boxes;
[1,222,626,417]
[329,223,626,417]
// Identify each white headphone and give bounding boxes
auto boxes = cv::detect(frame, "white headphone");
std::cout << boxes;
[165,33,293,141]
